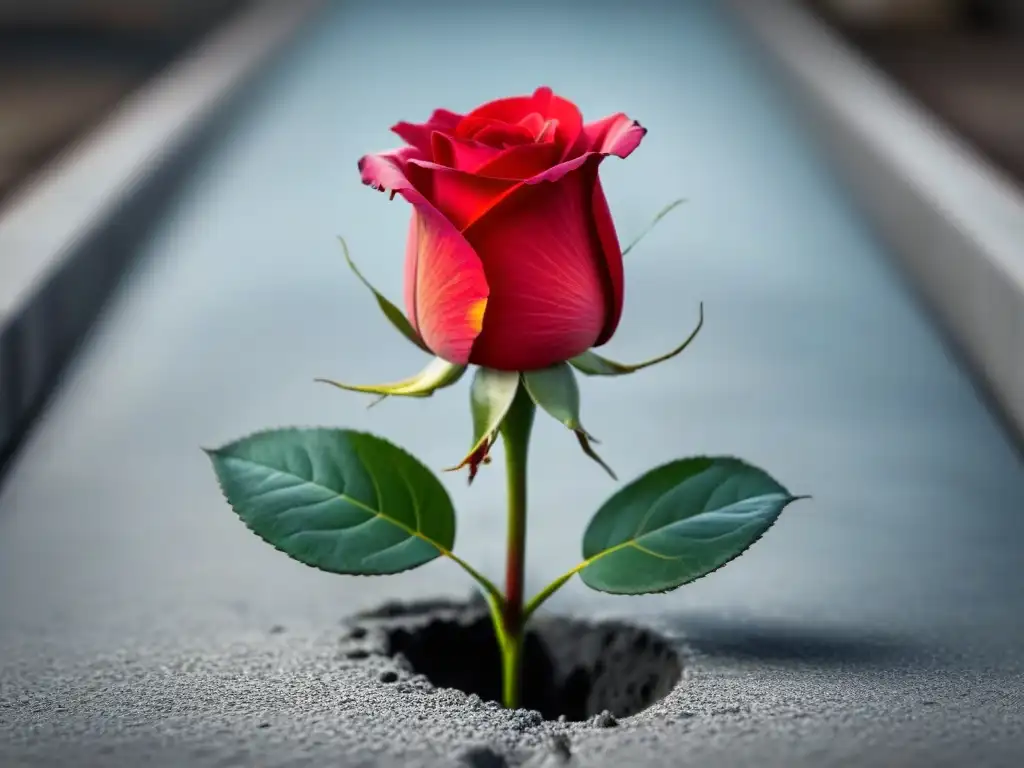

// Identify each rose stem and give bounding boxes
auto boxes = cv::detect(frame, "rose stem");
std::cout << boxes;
[498,383,535,710]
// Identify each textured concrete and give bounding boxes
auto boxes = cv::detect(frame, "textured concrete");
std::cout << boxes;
[2,1,1024,766]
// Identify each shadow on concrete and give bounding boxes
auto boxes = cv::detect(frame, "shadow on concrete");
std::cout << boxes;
[666,614,927,668]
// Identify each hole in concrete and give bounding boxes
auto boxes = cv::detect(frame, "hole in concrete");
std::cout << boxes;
[384,611,682,722]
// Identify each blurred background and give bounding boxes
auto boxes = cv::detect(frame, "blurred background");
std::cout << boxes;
[807,0,1024,185]
[0,0,1021,209]
[0,0,244,207]
[0,0,1020,215]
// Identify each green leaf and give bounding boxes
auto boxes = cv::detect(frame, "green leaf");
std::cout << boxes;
[339,236,429,353]
[622,198,687,257]
[206,428,456,575]
[570,303,704,377]
[522,363,616,480]
[579,457,803,594]
[317,357,465,405]
[447,368,519,482]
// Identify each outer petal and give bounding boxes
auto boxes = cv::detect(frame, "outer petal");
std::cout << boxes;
[520,118,647,187]
[358,145,433,197]
[590,178,624,346]
[580,112,647,157]
[464,163,608,371]
[391,108,463,156]
[362,147,520,232]
[359,151,489,365]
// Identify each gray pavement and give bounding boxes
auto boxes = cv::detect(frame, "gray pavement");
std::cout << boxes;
[2,1,1023,766]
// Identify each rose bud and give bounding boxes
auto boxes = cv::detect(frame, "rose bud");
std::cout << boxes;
[322,90,703,480]
[358,86,646,372]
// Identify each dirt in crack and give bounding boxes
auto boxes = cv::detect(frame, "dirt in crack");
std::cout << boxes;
[383,609,683,722]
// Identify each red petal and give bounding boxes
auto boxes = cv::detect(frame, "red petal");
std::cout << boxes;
[456,87,582,158]
[359,151,489,365]
[531,87,583,160]
[476,141,560,180]
[408,160,521,231]
[520,116,647,187]
[458,116,535,147]
[580,113,646,158]
[391,108,463,156]
[517,112,546,137]
[464,164,608,371]
[590,178,624,346]
[408,210,490,364]
[457,95,535,133]
[431,132,502,172]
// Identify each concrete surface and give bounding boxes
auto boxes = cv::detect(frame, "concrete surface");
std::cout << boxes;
[2,1,1024,766]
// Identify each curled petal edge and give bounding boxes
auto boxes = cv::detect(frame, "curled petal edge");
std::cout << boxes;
[570,303,704,377]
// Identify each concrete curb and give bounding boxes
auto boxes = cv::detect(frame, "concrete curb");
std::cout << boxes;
[727,0,1024,442]
[0,0,323,475]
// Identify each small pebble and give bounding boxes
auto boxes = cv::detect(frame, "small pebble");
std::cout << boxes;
[378,670,399,683]
[257,722,270,729]
[593,710,617,728]
[268,625,286,635]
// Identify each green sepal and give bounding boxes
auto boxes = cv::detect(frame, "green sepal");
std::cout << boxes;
[316,357,465,406]
[579,456,806,595]
[570,303,703,377]
[205,428,456,575]
[446,368,519,484]
[622,198,687,257]
[521,363,616,480]
[339,236,429,353]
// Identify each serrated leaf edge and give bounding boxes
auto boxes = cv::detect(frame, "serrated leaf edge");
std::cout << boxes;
[576,456,807,595]
[204,428,452,578]
[579,495,800,595]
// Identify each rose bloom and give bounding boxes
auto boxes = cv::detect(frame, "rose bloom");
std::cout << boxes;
[359,87,645,372]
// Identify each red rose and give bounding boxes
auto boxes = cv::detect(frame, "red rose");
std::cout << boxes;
[358,86,646,372]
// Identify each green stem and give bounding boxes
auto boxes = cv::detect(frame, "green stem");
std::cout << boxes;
[498,383,535,709]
